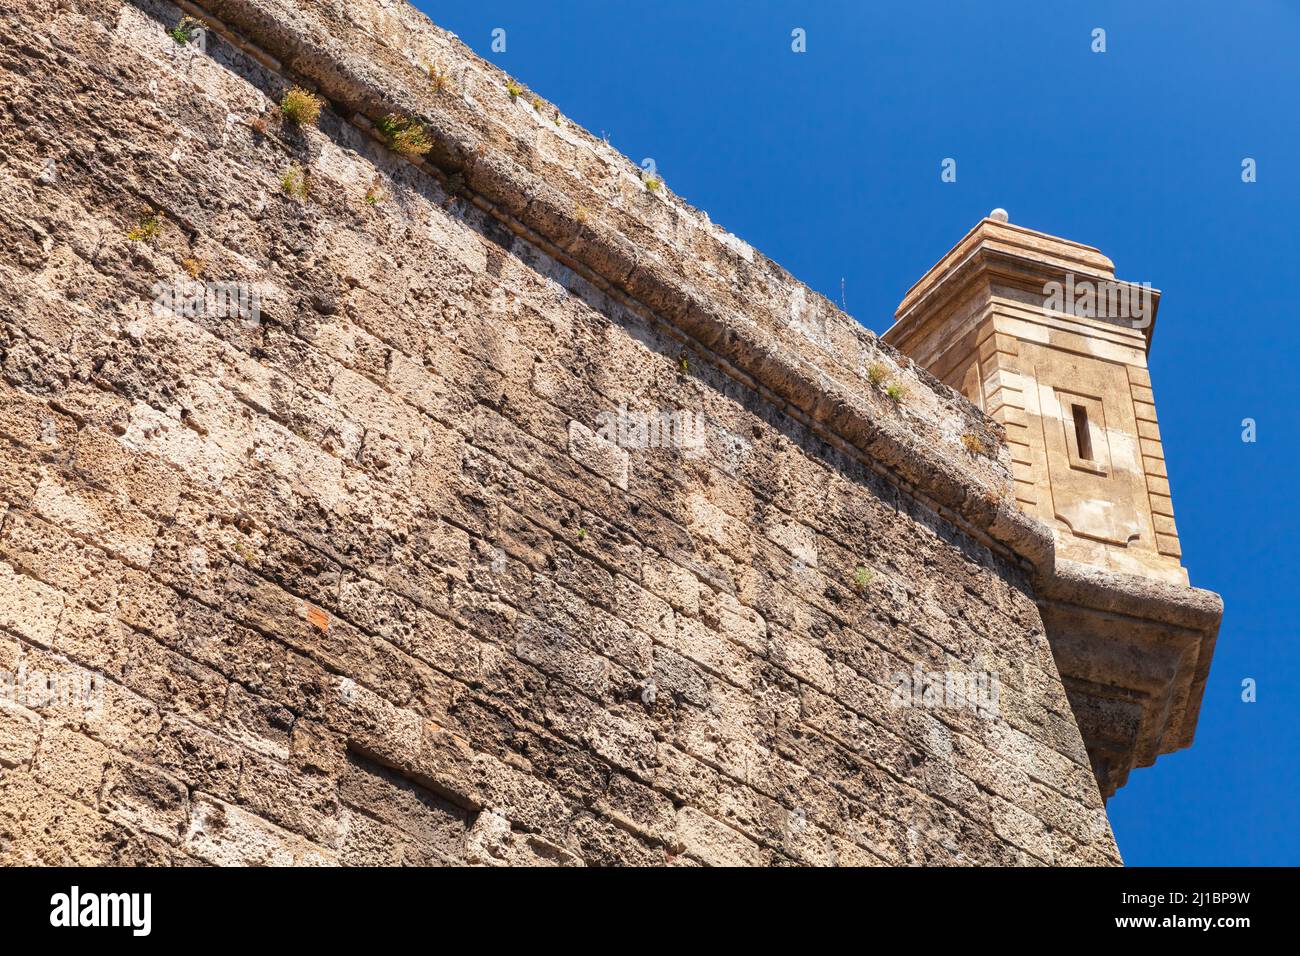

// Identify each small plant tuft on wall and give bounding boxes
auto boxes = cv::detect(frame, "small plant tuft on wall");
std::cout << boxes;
[886,383,907,405]
[852,565,874,591]
[867,363,889,387]
[280,165,311,200]
[126,213,161,243]
[376,113,433,157]
[168,16,200,45]
[506,79,523,100]
[961,431,994,457]
[280,87,323,127]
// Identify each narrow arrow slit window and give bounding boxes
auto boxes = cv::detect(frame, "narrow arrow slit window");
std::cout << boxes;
[1072,403,1094,461]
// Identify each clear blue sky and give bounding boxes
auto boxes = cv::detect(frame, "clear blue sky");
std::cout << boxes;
[416,0,1300,865]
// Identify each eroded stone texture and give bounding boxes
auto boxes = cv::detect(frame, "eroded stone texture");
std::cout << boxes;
[0,0,1121,865]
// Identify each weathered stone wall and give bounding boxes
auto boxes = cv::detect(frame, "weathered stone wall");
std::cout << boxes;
[0,0,1119,865]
